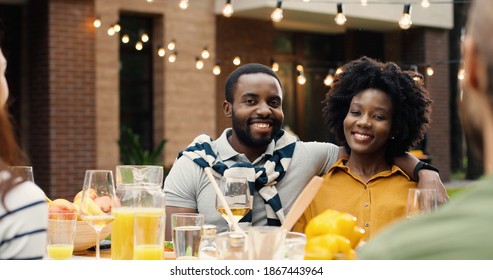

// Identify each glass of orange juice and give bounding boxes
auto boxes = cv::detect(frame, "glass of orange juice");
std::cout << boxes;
[134,209,166,260]
[112,165,165,260]
[47,212,77,260]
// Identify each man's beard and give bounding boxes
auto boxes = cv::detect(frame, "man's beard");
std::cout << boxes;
[231,111,282,148]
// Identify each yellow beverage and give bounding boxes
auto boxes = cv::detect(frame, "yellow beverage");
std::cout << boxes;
[111,207,136,260]
[47,244,74,260]
[112,207,165,260]
[216,207,250,223]
[134,245,164,260]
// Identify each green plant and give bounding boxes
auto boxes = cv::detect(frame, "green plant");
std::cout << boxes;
[118,126,166,165]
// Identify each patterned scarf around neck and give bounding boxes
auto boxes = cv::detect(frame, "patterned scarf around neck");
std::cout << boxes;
[177,129,298,226]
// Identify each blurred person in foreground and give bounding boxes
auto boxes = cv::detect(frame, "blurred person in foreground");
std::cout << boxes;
[358,0,493,259]
[293,57,433,241]
[164,63,446,237]
[0,27,48,260]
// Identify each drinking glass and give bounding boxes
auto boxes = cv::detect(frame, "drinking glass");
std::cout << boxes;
[216,231,248,260]
[406,188,438,219]
[8,166,34,182]
[248,226,287,260]
[47,212,77,260]
[171,213,204,260]
[112,165,164,260]
[134,210,166,260]
[79,170,117,259]
[215,176,251,231]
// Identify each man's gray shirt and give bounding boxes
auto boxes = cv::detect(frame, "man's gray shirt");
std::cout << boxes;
[164,129,339,232]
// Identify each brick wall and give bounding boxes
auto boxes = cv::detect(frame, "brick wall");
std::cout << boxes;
[28,0,97,200]
[215,16,275,136]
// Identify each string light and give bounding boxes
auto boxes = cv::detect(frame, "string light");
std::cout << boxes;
[426,66,434,76]
[168,51,177,63]
[179,0,189,10]
[399,4,412,30]
[334,3,347,26]
[201,47,210,59]
[222,0,234,18]
[271,0,283,23]
[302,0,310,2]
[297,73,307,85]
[141,33,149,43]
[195,56,204,70]
[458,68,465,80]
[271,58,279,72]
[335,67,343,75]
[107,26,115,36]
[213,62,221,75]
[93,17,101,28]
[296,64,306,85]
[324,70,334,87]
[157,46,166,57]
[167,39,176,50]
[113,23,121,33]
[421,0,430,8]
[135,41,143,51]
[233,56,241,66]
[121,34,130,44]
[147,0,153,2]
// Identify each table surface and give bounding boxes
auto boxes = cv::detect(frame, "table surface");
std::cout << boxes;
[72,248,176,260]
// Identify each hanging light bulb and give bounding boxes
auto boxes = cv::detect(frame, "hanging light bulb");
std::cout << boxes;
[168,51,177,63]
[426,66,434,76]
[135,41,143,51]
[107,26,115,36]
[195,56,204,70]
[179,0,189,10]
[399,4,412,30]
[201,47,210,59]
[421,0,430,8]
[271,0,283,23]
[324,72,334,87]
[213,63,221,75]
[141,33,149,43]
[361,0,368,6]
[271,59,279,72]
[167,39,176,50]
[334,3,347,26]
[296,64,304,72]
[157,46,165,57]
[335,67,343,75]
[222,0,234,17]
[93,17,101,28]
[121,34,130,44]
[458,68,465,80]
[233,56,241,66]
[297,73,307,85]
[113,23,121,33]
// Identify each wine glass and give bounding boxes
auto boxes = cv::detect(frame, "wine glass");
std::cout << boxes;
[79,170,117,259]
[406,188,438,219]
[8,166,34,182]
[215,176,252,231]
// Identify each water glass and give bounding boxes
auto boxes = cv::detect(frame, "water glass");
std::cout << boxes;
[216,231,248,260]
[134,210,166,260]
[171,213,204,260]
[248,226,287,260]
[8,166,34,182]
[406,188,438,219]
[47,212,77,260]
[282,232,307,260]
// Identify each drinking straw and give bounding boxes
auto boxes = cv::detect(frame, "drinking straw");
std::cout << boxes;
[204,167,245,235]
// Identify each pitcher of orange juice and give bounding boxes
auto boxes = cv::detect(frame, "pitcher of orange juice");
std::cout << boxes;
[111,165,164,260]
